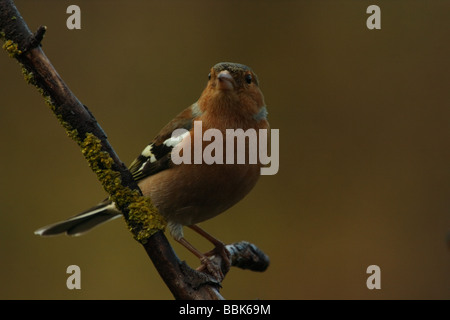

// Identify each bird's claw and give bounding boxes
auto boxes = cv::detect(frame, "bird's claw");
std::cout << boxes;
[196,242,231,281]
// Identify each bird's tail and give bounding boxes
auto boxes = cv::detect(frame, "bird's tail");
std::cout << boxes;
[34,200,122,237]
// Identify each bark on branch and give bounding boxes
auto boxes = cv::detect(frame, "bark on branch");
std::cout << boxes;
[0,0,269,299]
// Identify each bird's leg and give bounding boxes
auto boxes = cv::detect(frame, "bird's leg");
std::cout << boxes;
[175,236,225,281]
[188,225,231,274]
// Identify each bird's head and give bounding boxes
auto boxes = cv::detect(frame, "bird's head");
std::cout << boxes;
[199,62,265,117]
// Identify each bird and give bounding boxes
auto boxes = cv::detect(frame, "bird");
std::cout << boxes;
[35,62,269,276]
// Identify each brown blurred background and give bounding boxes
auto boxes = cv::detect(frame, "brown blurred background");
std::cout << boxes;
[1,0,449,299]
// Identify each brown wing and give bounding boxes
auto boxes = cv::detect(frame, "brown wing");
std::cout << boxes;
[128,102,201,181]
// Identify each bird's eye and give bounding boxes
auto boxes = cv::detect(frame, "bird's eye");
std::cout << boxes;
[208,73,211,80]
[245,74,252,84]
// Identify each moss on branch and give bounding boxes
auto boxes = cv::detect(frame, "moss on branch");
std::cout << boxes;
[2,28,166,244]
[80,133,166,243]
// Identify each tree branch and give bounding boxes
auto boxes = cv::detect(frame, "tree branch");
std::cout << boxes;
[1,0,269,299]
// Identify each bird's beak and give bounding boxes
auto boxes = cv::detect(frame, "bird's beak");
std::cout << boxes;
[217,70,234,90]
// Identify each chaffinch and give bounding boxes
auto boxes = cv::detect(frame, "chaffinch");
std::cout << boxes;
[35,62,269,271]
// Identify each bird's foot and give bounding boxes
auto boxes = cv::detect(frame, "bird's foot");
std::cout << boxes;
[196,242,231,282]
